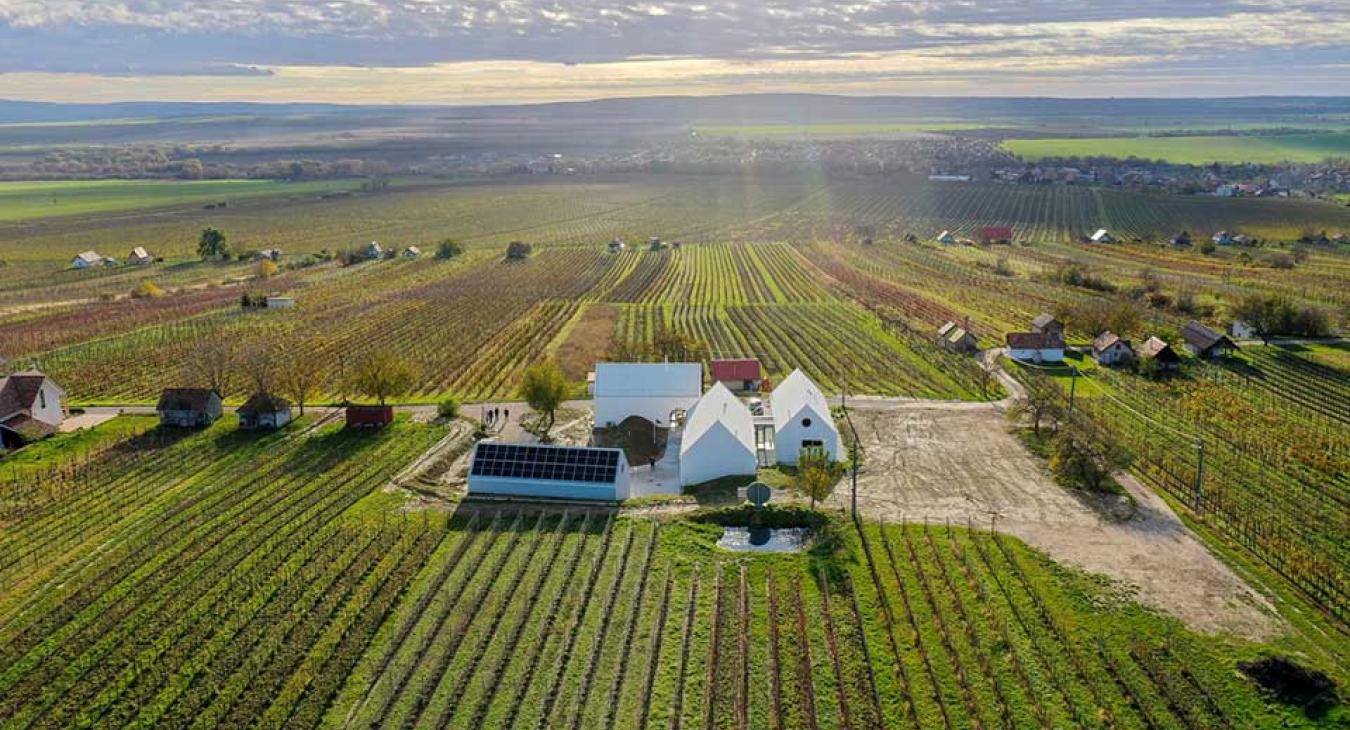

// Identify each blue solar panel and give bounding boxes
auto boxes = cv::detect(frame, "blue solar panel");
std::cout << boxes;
[471,443,621,484]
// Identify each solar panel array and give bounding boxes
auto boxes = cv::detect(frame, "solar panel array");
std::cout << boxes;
[471,443,622,484]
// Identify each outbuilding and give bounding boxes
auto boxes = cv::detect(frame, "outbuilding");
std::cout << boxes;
[1136,337,1181,371]
[977,226,1013,244]
[1091,332,1134,366]
[127,247,155,265]
[0,370,66,448]
[468,442,631,501]
[1030,313,1065,338]
[265,296,295,309]
[238,392,293,430]
[936,230,956,244]
[156,388,223,428]
[71,251,105,269]
[938,321,978,354]
[592,362,702,428]
[709,359,762,393]
[771,370,839,465]
[1006,332,1065,363]
[402,246,421,259]
[1090,229,1115,243]
[678,383,758,487]
[346,404,393,428]
[1181,320,1237,359]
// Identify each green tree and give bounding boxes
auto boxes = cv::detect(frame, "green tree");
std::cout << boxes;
[435,239,464,260]
[795,447,843,510]
[519,361,568,436]
[276,341,322,416]
[197,227,230,260]
[1231,294,1294,345]
[1007,369,1064,436]
[1049,411,1132,492]
[348,352,418,405]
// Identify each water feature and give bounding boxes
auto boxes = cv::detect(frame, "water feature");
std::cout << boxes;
[716,526,812,553]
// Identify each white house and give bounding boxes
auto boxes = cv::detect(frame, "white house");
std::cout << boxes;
[770,370,839,465]
[71,251,104,269]
[1006,332,1065,363]
[468,442,631,501]
[592,362,703,428]
[0,370,66,448]
[1091,332,1133,366]
[402,246,421,259]
[678,383,758,487]
[936,230,956,244]
[127,247,155,265]
[265,296,295,309]
[1089,229,1115,243]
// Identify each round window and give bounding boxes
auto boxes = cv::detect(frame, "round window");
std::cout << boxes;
[802,417,812,428]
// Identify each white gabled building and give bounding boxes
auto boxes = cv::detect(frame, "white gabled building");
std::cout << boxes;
[592,362,703,428]
[770,369,839,465]
[678,383,758,487]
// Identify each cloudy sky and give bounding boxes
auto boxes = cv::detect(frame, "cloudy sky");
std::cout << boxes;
[0,1,1347,104]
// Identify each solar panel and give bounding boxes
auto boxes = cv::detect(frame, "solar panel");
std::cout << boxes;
[470,443,621,484]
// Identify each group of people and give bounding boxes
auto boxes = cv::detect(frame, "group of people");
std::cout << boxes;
[482,406,510,429]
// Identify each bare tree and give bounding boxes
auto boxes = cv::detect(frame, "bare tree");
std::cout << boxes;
[240,342,280,395]
[276,342,323,416]
[182,338,236,397]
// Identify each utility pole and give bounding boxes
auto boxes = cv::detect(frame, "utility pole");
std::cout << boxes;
[1068,365,1078,414]
[1194,440,1206,509]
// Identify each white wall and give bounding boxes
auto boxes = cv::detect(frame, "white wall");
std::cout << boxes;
[1008,347,1064,363]
[773,403,839,465]
[594,395,697,428]
[679,423,758,487]
[32,381,65,426]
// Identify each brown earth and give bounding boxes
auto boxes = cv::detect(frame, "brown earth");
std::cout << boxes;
[555,303,618,380]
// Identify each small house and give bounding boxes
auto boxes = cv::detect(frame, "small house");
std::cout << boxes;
[156,388,223,428]
[1212,231,1235,246]
[128,247,155,265]
[402,246,421,259]
[1181,320,1237,359]
[0,370,66,449]
[1169,232,1193,247]
[1030,313,1065,338]
[363,242,384,260]
[346,404,393,428]
[265,296,294,309]
[936,231,956,244]
[648,236,663,251]
[608,238,626,253]
[1005,332,1065,363]
[1136,337,1181,370]
[254,249,284,262]
[71,251,104,269]
[938,321,978,354]
[771,370,839,465]
[976,226,1013,244]
[679,383,759,487]
[238,392,293,430]
[1091,332,1134,366]
[1089,229,1115,244]
[709,359,763,393]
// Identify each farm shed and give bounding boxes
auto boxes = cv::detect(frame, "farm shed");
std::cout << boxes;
[938,321,978,354]
[976,226,1013,244]
[156,388,223,428]
[265,296,294,309]
[608,238,626,253]
[1030,313,1065,337]
[0,370,66,448]
[593,362,702,428]
[1006,332,1065,363]
[1090,229,1115,243]
[468,442,631,501]
[1136,337,1181,370]
[254,249,284,262]
[402,246,421,259]
[709,359,762,393]
[127,247,155,265]
[238,393,293,431]
[70,251,105,269]
[364,242,385,259]
[346,404,394,428]
[1181,320,1237,359]
[679,383,758,487]
[936,230,956,244]
[1091,332,1134,366]
[771,369,839,465]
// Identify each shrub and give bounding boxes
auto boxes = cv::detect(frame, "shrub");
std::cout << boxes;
[690,504,828,529]
[134,281,166,299]
[435,239,464,259]
[436,397,461,420]
[505,241,533,260]
[1238,656,1338,717]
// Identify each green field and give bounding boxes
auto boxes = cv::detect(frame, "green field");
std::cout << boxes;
[0,178,375,222]
[0,415,1342,728]
[1003,132,1350,164]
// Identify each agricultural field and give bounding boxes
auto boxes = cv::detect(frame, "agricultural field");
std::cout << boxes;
[0,414,1342,728]
[1002,132,1350,165]
[0,178,377,222]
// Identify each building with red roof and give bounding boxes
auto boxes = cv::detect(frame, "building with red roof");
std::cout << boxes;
[709,358,762,393]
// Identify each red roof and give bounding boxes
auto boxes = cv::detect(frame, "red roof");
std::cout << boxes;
[710,358,761,382]
[977,226,1014,240]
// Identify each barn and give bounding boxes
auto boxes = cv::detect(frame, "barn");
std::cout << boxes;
[977,226,1013,244]
[592,362,702,428]
[678,383,758,487]
[771,370,839,465]
[156,388,223,428]
[1006,332,1065,363]
[468,442,631,501]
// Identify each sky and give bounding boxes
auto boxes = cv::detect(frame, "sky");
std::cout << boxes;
[0,1,1347,104]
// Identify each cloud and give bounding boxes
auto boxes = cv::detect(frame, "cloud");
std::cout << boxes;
[0,1,1345,99]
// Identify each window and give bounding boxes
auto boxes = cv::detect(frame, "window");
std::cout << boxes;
[801,417,812,428]
[38,389,46,410]
[802,439,823,450]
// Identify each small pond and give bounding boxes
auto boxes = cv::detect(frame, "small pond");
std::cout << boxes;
[716,527,813,553]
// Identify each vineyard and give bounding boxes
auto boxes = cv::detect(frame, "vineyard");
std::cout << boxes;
[1,415,1339,728]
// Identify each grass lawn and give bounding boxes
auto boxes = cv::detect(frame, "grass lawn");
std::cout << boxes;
[0,178,372,222]
[1003,132,1350,164]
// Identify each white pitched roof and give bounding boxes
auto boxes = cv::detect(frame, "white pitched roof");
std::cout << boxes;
[594,362,702,398]
[1091,229,1110,241]
[681,382,755,456]
[770,369,833,432]
[73,251,101,264]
